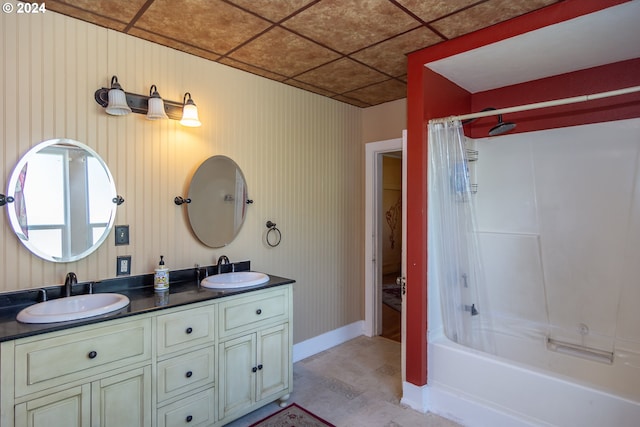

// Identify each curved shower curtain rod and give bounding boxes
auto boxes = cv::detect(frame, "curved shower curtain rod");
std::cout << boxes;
[428,85,640,124]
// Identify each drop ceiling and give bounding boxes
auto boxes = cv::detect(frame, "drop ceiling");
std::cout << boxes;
[43,0,561,108]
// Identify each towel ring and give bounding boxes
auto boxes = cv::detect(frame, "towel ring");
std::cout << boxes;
[266,221,281,247]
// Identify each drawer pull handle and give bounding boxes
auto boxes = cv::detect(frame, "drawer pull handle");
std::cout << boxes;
[186,415,193,422]
[185,327,193,334]
[258,364,263,370]
[186,370,193,378]
[256,309,262,315]
[88,351,97,359]
[252,366,257,373]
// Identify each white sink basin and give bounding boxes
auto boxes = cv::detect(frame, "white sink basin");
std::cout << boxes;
[201,271,269,289]
[17,293,130,324]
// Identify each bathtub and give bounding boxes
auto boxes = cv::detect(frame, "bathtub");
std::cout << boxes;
[409,326,640,427]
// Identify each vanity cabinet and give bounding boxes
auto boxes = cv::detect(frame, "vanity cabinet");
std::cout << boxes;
[155,304,217,427]
[217,287,292,421]
[0,283,292,427]
[2,317,153,427]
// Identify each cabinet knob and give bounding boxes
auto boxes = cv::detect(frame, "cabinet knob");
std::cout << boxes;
[88,350,97,359]
[256,309,262,315]
[252,366,257,373]
[185,327,193,334]
[258,364,263,370]
[186,415,193,422]
[185,370,193,378]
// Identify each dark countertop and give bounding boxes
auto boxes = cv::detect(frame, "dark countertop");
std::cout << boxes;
[0,266,295,343]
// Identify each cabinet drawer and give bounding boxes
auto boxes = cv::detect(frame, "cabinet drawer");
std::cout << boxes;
[218,287,289,338]
[157,346,215,403]
[15,317,151,397]
[157,388,215,427]
[157,304,215,357]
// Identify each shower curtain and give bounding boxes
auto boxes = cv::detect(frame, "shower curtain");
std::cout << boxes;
[428,120,492,352]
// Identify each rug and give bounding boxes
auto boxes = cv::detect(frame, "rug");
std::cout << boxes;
[382,284,402,312]
[249,403,335,427]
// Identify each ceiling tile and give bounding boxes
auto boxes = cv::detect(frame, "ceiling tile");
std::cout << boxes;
[432,0,561,39]
[286,79,339,98]
[127,28,222,62]
[394,0,479,23]
[45,0,148,31]
[133,0,272,55]
[226,0,316,22]
[282,0,419,54]
[332,95,371,108]
[295,58,388,94]
[219,58,287,82]
[228,27,340,77]
[343,79,406,105]
[351,27,443,77]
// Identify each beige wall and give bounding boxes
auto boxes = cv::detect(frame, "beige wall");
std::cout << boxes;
[1,12,368,344]
[362,98,406,143]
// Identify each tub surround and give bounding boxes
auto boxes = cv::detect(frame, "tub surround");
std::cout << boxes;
[0,262,295,342]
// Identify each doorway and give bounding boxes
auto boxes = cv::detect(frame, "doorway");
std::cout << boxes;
[364,135,406,353]
[380,152,403,342]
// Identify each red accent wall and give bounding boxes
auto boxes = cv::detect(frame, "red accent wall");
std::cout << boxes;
[468,59,640,138]
[405,0,634,387]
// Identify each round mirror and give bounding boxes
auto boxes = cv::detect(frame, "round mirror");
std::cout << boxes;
[5,138,118,262]
[187,155,248,247]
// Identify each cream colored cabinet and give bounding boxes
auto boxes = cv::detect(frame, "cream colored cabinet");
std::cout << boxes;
[2,317,152,427]
[219,323,290,420]
[217,286,292,423]
[155,303,216,426]
[13,366,151,427]
[1,283,292,427]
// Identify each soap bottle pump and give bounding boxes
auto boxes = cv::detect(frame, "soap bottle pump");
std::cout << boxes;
[154,255,169,291]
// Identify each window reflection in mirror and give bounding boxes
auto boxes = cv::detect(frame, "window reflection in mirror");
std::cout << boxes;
[6,139,118,262]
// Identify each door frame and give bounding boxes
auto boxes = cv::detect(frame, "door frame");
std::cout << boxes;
[364,135,406,358]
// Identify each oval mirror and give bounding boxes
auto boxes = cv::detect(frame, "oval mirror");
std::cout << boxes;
[187,155,248,247]
[5,138,119,262]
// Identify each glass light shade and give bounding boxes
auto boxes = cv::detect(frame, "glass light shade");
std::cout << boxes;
[105,77,131,116]
[180,93,201,127]
[105,87,132,115]
[147,86,168,120]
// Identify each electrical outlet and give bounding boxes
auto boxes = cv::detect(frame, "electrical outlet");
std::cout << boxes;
[117,255,131,276]
[115,225,129,245]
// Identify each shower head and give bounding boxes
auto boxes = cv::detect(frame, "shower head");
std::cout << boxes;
[489,114,516,136]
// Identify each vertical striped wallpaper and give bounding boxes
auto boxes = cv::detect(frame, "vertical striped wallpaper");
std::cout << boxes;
[1,12,364,343]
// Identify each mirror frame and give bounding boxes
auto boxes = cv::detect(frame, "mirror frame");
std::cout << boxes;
[5,138,118,262]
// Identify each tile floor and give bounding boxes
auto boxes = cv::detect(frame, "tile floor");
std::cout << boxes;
[225,336,462,427]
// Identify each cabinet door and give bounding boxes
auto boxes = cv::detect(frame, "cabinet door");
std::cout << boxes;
[15,384,91,427]
[92,366,151,427]
[219,334,256,420]
[257,323,290,402]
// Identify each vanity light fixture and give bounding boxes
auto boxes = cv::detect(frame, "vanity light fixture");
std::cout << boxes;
[146,85,169,120]
[105,76,132,116]
[180,93,201,127]
[94,77,201,126]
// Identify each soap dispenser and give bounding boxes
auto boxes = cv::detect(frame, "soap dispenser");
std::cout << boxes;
[154,255,169,291]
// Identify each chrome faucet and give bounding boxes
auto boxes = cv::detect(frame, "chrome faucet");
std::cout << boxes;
[64,272,77,297]
[216,255,230,274]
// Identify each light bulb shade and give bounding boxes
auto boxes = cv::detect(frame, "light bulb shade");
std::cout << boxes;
[146,85,168,120]
[105,76,132,116]
[180,93,201,127]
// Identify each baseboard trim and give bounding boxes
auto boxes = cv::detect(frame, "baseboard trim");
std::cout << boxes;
[292,321,364,363]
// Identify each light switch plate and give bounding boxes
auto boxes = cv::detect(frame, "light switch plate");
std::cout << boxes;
[117,256,131,276]
[115,225,129,245]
